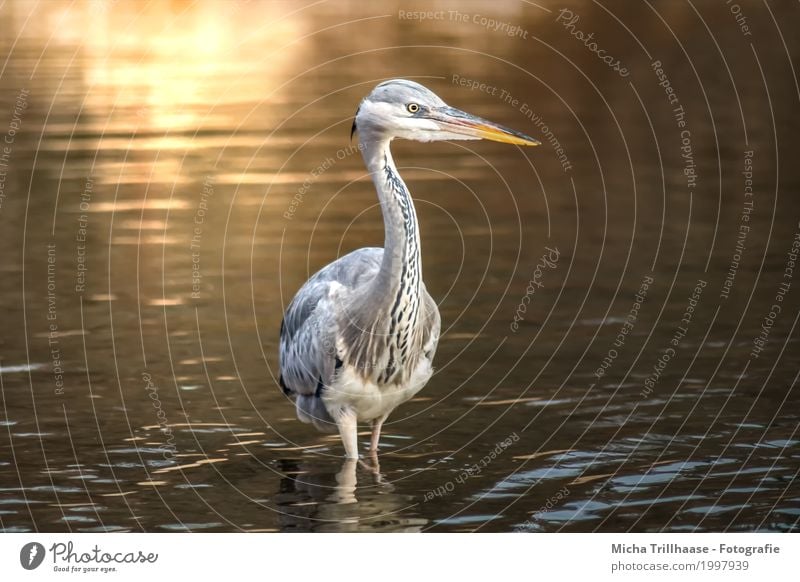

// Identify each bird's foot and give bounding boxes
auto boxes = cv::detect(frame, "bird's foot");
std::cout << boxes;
[331,459,358,504]
[358,450,393,488]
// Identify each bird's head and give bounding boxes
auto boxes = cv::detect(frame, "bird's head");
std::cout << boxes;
[351,79,540,146]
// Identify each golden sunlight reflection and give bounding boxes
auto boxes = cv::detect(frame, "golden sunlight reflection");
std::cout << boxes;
[16,0,308,202]
[80,2,304,133]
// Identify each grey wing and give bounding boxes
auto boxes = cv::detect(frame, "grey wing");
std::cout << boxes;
[279,247,383,397]
[420,284,441,363]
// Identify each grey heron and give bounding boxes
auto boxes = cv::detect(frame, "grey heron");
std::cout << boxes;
[279,79,540,459]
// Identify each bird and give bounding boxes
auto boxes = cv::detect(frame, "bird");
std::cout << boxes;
[279,79,540,459]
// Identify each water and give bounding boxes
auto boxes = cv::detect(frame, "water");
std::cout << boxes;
[1,0,799,532]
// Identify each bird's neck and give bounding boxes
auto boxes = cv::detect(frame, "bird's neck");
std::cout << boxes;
[362,137,422,303]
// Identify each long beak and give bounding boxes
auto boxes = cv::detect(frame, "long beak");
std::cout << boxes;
[431,106,541,146]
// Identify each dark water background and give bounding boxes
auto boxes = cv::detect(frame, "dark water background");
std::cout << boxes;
[1,0,799,532]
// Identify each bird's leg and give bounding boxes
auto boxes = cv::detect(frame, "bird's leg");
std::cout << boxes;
[336,408,359,459]
[358,449,383,478]
[369,413,389,454]
[359,450,381,475]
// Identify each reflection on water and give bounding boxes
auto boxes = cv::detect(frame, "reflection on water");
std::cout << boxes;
[1,0,799,532]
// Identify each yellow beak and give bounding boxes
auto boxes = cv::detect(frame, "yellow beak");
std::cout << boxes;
[432,106,541,146]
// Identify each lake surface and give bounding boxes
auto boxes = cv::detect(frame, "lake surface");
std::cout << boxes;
[1,0,799,532]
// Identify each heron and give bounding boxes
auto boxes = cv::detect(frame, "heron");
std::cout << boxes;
[279,79,540,459]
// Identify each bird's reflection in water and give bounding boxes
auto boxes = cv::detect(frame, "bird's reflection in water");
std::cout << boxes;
[274,457,427,532]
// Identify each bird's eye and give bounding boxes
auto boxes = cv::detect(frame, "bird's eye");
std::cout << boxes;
[407,103,420,113]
